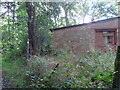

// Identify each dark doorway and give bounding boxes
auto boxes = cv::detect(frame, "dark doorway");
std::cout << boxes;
[95,28,117,52]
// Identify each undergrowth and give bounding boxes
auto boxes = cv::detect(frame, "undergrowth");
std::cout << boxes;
[2,50,116,88]
[2,57,26,88]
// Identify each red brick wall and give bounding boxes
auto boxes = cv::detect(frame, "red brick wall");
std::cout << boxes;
[52,18,119,54]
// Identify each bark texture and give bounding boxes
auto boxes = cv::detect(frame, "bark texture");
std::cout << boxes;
[112,46,120,89]
[25,2,38,56]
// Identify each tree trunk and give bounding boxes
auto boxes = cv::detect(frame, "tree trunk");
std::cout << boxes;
[25,2,38,56]
[112,46,120,89]
[65,10,69,26]
[63,4,69,26]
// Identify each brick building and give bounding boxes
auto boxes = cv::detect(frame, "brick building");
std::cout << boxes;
[51,17,120,54]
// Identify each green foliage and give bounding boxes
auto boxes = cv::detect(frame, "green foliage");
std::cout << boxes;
[2,57,26,88]
[24,50,115,88]
[26,56,47,76]
[1,1,117,88]
[1,2,28,61]
[89,1,118,21]
[37,29,52,55]
[2,49,115,88]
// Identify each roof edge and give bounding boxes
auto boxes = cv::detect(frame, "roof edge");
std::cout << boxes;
[50,17,120,32]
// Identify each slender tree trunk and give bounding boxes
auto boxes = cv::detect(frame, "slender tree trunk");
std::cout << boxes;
[82,14,86,23]
[7,2,10,41]
[25,2,38,56]
[112,46,120,89]
[63,4,69,26]
[12,2,15,39]
[65,10,69,26]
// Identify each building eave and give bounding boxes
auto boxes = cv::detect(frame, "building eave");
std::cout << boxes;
[50,17,120,32]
